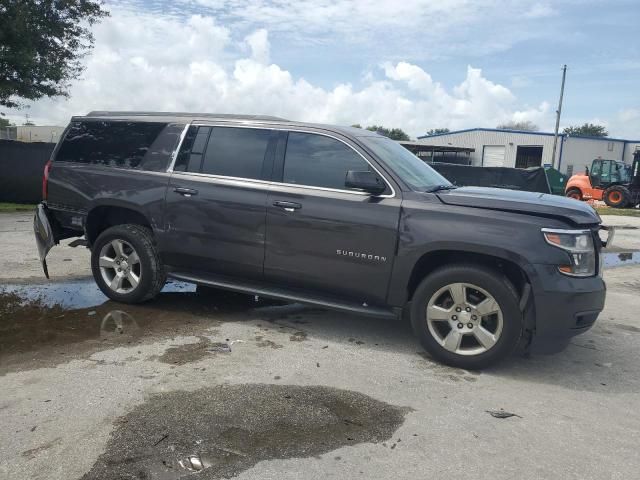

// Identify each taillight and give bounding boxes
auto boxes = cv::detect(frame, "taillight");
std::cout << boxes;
[42,160,52,201]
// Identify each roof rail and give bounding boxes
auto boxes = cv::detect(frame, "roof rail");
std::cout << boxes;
[85,111,286,121]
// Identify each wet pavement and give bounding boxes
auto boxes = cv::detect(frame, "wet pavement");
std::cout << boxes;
[81,384,409,480]
[0,279,300,374]
[2,241,640,478]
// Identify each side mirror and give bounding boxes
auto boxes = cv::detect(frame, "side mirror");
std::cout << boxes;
[345,170,386,196]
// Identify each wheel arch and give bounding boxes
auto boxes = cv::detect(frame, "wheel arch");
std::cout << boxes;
[85,203,153,246]
[406,249,532,306]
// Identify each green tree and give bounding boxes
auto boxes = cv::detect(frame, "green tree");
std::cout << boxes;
[365,125,411,141]
[0,0,109,109]
[424,128,450,136]
[496,121,539,131]
[563,123,608,137]
[350,123,362,128]
[0,117,12,128]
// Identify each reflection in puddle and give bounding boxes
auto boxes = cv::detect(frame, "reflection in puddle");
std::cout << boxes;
[603,251,640,268]
[100,310,140,341]
[0,279,297,372]
[0,279,196,310]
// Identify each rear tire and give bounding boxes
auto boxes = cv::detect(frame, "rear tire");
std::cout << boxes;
[410,264,523,370]
[603,186,629,208]
[565,188,582,201]
[91,224,166,304]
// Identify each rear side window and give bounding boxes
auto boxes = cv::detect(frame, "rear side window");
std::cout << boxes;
[55,121,167,169]
[201,127,271,179]
[283,132,371,190]
[174,126,272,180]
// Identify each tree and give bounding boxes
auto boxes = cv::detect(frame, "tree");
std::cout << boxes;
[0,0,109,109]
[563,123,608,137]
[496,121,539,131]
[365,125,411,141]
[0,117,12,128]
[350,124,362,128]
[424,128,450,136]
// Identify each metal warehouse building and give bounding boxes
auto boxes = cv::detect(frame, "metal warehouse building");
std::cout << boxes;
[417,128,640,176]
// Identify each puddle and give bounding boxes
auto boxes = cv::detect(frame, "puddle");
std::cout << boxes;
[0,279,294,373]
[603,251,640,268]
[0,278,196,310]
[81,384,410,480]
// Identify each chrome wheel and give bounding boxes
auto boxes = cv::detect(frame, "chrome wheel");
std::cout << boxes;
[98,239,142,294]
[426,282,503,356]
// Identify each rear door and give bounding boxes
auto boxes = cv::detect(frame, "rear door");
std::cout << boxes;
[162,125,277,280]
[264,130,401,305]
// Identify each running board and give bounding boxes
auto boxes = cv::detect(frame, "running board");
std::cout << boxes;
[168,271,397,319]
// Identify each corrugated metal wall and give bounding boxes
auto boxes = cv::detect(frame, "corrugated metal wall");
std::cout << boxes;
[418,130,634,174]
[418,130,556,167]
[560,137,626,175]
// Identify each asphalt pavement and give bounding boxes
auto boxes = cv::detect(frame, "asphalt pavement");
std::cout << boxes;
[1,211,640,480]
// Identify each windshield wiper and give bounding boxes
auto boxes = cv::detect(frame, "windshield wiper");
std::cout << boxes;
[425,184,457,193]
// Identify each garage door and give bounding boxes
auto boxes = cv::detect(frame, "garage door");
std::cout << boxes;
[482,145,506,167]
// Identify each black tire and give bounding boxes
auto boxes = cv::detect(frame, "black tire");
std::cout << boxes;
[565,188,582,201]
[603,186,630,208]
[410,264,523,370]
[91,224,166,304]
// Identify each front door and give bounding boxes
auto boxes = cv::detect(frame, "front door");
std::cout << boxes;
[264,131,401,305]
[162,125,276,280]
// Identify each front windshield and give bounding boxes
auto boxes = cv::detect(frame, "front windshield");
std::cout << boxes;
[359,135,452,191]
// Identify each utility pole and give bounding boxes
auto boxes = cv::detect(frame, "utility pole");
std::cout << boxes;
[551,64,567,169]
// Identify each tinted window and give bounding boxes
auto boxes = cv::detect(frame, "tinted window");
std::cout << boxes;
[359,135,451,191]
[173,126,212,173]
[56,121,166,169]
[137,123,186,171]
[201,127,271,179]
[283,132,371,190]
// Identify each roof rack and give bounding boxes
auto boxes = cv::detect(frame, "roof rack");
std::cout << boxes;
[85,111,286,121]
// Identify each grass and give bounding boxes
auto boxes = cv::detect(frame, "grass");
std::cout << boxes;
[595,206,640,217]
[0,202,37,213]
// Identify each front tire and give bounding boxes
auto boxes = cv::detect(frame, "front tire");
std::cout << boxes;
[91,224,166,304]
[410,264,523,369]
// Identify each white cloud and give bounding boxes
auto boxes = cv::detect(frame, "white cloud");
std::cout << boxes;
[523,3,557,19]
[5,6,553,138]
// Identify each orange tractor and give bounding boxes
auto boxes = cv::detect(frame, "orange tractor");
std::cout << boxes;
[565,153,640,208]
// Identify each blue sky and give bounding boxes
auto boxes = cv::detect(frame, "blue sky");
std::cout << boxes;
[13,0,640,138]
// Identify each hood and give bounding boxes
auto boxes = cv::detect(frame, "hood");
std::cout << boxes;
[436,186,600,226]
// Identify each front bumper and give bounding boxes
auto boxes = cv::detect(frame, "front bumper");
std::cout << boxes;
[526,263,606,342]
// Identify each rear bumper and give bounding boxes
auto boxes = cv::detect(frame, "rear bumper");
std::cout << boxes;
[526,263,606,342]
[34,203,58,278]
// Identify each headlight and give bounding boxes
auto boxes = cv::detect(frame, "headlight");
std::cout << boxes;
[542,228,596,277]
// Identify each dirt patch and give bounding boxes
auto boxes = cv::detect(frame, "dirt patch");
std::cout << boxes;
[254,335,284,349]
[157,337,231,365]
[82,384,410,480]
[612,323,640,333]
[289,331,307,342]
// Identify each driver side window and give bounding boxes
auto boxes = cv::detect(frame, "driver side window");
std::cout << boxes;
[282,132,372,191]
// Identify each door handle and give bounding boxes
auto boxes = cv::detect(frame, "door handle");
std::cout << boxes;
[174,187,198,197]
[273,200,302,212]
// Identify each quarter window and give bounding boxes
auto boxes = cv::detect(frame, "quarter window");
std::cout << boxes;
[55,121,167,169]
[283,132,371,190]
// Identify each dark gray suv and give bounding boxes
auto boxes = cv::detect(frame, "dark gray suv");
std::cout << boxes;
[34,111,611,368]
